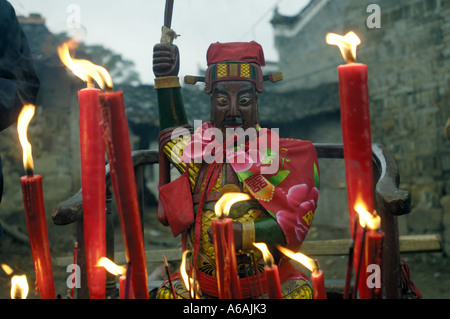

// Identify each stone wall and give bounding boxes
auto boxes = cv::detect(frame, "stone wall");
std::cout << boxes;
[271,0,450,253]
[0,21,83,230]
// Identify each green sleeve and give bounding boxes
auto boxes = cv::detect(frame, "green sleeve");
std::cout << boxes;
[155,76,189,131]
[254,217,286,247]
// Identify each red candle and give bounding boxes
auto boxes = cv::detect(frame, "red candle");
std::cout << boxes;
[264,264,282,299]
[277,246,327,299]
[327,32,374,299]
[97,257,132,299]
[119,273,133,299]
[366,228,384,299]
[311,269,326,299]
[338,61,374,223]
[78,87,107,299]
[99,91,149,299]
[254,242,282,299]
[122,262,133,299]
[17,104,55,299]
[211,193,250,299]
[211,217,242,299]
[355,204,383,299]
[119,275,126,299]
[20,175,55,299]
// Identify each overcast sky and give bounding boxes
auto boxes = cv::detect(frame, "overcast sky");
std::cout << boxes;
[9,0,310,84]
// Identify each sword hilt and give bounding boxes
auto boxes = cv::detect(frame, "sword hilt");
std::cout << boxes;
[160,0,177,45]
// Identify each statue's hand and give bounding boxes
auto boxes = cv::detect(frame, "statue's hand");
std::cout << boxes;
[153,43,180,77]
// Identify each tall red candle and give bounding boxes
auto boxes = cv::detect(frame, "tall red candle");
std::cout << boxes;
[18,104,55,299]
[211,217,242,299]
[339,60,373,298]
[78,87,107,299]
[338,61,374,227]
[327,32,374,299]
[20,175,55,299]
[99,91,149,299]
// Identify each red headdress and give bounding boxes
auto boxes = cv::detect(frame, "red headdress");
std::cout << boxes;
[184,41,282,93]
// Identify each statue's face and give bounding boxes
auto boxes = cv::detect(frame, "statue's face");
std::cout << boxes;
[210,81,259,135]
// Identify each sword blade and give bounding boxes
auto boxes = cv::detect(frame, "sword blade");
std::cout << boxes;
[164,0,174,28]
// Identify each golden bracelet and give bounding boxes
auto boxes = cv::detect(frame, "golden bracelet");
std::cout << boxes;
[242,220,255,250]
[154,76,181,89]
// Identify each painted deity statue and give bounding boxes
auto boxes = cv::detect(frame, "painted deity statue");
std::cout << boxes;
[153,38,320,299]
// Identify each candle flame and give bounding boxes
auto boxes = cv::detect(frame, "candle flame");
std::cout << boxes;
[277,245,318,273]
[354,201,380,230]
[180,250,190,292]
[180,250,200,299]
[214,192,251,218]
[326,31,361,63]
[253,242,274,267]
[1,264,14,275]
[57,40,113,90]
[96,257,126,276]
[17,104,35,172]
[10,274,29,299]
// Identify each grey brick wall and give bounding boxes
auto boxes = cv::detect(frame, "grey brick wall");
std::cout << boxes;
[272,0,450,252]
